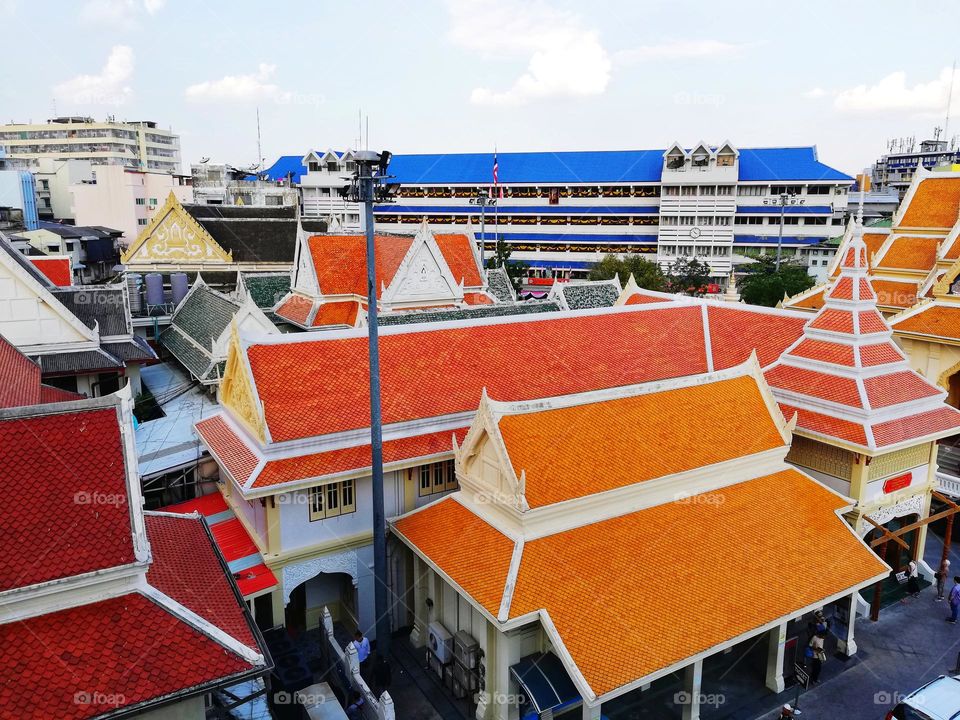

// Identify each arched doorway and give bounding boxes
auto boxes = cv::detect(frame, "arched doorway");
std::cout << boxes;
[948,370,960,410]
[284,572,358,637]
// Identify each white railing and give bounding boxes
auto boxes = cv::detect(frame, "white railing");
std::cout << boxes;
[937,472,960,499]
[320,607,395,720]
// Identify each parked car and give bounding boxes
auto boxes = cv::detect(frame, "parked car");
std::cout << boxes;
[885,675,960,719]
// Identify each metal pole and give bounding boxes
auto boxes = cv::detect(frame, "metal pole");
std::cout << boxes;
[479,194,486,268]
[360,163,390,658]
[777,193,786,271]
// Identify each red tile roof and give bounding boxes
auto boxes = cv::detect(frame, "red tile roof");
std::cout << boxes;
[765,364,862,407]
[624,292,669,305]
[809,309,854,333]
[863,371,941,408]
[309,234,412,297]
[244,305,808,442]
[787,338,855,367]
[876,236,941,271]
[0,335,81,408]
[859,342,905,366]
[145,513,257,648]
[873,407,960,447]
[0,593,254,720]
[312,300,361,327]
[463,291,495,306]
[892,304,960,340]
[0,407,134,591]
[778,403,868,445]
[195,415,259,485]
[29,256,72,286]
[275,293,313,325]
[253,427,468,488]
[872,279,918,309]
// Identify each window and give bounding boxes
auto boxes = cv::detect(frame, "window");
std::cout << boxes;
[806,217,828,225]
[309,480,356,521]
[738,186,765,196]
[137,218,148,226]
[135,197,146,205]
[678,216,695,226]
[419,461,457,497]
[806,185,831,195]
[782,217,800,225]
[149,197,157,205]
[735,216,764,225]
[715,216,731,226]
[660,216,678,226]
[717,154,735,167]
[699,185,715,196]
[65,242,74,252]
[770,185,802,196]
[681,186,697,196]
[663,186,680,196]
[716,185,734,196]
[308,161,321,172]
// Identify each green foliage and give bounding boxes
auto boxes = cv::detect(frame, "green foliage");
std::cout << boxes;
[665,257,712,296]
[737,255,815,307]
[587,254,666,291]
[485,239,529,294]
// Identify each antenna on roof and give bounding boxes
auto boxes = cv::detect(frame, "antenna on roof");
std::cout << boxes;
[256,107,263,173]
[945,60,956,146]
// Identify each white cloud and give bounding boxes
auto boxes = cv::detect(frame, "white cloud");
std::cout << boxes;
[615,40,749,63]
[447,0,611,106]
[53,45,134,107]
[803,87,827,99]
[185,64,294,103]
[834,67,956,113]
[79,0,162,29]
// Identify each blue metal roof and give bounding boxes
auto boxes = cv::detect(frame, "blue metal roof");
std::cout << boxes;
[260,146,852,185]
[478,232,657,244]
[260,155,307,183]
[733,235,827,245]
[736,205,833,214]
[376,205,659,215]
[520,259,594,270]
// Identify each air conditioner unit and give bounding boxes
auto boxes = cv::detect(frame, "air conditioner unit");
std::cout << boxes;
[428,622,454,665]
[454,630,479,669]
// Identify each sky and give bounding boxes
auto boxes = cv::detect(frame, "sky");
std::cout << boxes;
[2,0,960,176]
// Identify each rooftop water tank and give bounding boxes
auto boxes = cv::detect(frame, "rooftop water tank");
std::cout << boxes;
[144,273,164,308]
[170,272,189,307]
[126,273,142,314]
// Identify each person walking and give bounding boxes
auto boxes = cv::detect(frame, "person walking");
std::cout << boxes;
[808,631,827,684]
[906,560,921,597]
[948,576,960,624]
[936,559,951,602]
[352,630,371,676]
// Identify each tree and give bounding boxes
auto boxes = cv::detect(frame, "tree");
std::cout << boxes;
[485,239,529,295]
[737,255,815,307]
[587,254,666,291]
[665,257,712,296]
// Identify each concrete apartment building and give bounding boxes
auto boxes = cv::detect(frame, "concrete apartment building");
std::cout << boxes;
[0,116,181,173]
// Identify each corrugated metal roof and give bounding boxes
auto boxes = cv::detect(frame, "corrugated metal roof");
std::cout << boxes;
[261,146,852,184]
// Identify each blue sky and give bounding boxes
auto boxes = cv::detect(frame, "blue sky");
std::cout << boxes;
[2,0,960,175]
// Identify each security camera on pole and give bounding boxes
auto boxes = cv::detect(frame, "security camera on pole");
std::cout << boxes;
[339,150,398,658]
[776,191,795,271]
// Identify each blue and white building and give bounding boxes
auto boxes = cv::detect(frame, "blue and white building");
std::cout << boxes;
[262,143,852,285]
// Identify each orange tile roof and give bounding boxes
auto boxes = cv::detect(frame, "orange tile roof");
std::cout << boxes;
[765,365,862,407]
[876,236,940,272]
[859,310,889,334]
[945,238,960,260]
[246,306,808,442]
[393,498,514,615]
[788,288,825,310]
[275,294,313,325]
[253,428,467,488]
[435,234,483,287]
[778,403,868,445]
[506,470,886,695]
[871,279,918,309]
[899,177,960,228]
[195,416,259,485]
[809,309,854,333]
[863,233,888,263]
[625,292,668,305]
[309,234,412,297]
[463,292,495,306]
[312,300,361,328]
[864,371,941,408]
[497,375,784,508]
[892,304,960,340]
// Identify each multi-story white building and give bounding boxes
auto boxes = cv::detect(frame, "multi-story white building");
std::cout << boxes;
[31,157,94,222]
[0,116,181,173]
[191,162,298,207]
[263,143,852,286]
[871,137,960,198]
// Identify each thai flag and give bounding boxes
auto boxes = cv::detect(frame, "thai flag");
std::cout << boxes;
[493,152,503,198]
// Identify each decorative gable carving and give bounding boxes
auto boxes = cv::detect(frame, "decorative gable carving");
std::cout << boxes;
[218,326,265,443]
[121,193,232,265]
[382,223,463,306]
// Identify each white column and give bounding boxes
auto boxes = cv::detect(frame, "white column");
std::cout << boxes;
[765,622,787,692]
[582,701,602,719]
[681,659,703,720]
[837,592,859,656]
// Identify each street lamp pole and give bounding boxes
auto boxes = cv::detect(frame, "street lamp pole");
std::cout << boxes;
[470,192,497,267]
[346,150,394,658]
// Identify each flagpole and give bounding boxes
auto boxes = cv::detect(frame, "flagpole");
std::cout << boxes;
[494,145,500,254]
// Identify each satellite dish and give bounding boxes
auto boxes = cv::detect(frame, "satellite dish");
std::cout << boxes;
[199,157,210,164]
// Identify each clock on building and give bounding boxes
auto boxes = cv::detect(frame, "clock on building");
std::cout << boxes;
[689,227,701,239]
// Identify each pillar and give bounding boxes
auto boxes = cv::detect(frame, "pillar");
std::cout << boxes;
[837,591,859,656]
[582,702,602,719]
[264,496,282,557]
[765,622,787,693]
[271,587,286,628]
[680,659,703,720]
[410,556,427,647]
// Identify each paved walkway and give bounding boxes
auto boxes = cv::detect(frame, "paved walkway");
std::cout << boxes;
[756,528,960,720]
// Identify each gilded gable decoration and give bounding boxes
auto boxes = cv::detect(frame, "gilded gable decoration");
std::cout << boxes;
[121,192,233,265]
